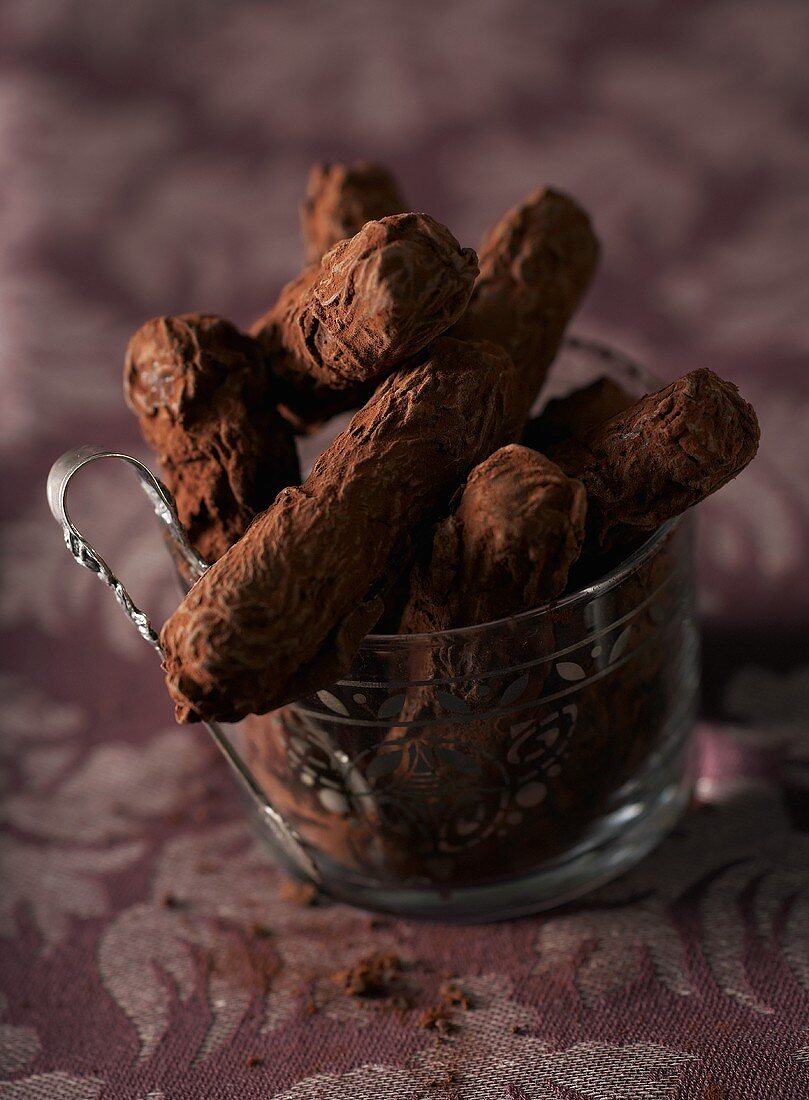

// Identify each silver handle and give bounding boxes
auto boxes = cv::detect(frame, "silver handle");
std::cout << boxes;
[46,445,208,646]
[46,446,321,886]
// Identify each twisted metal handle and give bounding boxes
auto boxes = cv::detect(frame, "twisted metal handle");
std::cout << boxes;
[46,445,321,886]
[46,445,208,647]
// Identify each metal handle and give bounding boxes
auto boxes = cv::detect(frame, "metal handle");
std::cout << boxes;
[46,445,321,886]
[46,445,208,647]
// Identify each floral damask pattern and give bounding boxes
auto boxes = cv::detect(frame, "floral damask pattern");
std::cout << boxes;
[533,791,809,1013]
[2,0,809,1095]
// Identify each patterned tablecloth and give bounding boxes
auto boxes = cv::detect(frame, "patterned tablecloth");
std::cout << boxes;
[2,1,808,1096]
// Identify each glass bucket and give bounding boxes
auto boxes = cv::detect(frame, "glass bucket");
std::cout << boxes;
[48,338,699,922]
[232,338,700,919]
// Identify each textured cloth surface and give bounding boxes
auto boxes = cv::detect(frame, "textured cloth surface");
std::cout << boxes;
[1,1,808,1096]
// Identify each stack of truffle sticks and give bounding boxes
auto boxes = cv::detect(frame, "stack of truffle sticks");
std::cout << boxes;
[123,162,760,726]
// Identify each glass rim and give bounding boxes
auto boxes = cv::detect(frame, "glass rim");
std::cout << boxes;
[362,335,673,650]
[363,516,682,648]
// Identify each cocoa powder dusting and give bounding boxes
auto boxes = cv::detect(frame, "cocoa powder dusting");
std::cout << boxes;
[451,187,600,437]
[549,368,760,549]
[160,337,516,723]
[124,314,300,562]
[251,213,478,430]
[300,161,407,263]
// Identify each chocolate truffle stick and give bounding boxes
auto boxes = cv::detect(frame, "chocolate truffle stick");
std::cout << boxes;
[124,314,300,563]
[451,187,600,439]
[161,338,516,724]
[400,446,587,635]
[394,446,585,729]
[251,213,478,430]
[393,446,585,734]
[548,368,760,550]
[301,161,407,263]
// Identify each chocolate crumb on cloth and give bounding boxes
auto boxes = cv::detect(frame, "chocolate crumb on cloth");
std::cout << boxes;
[331,952,402,998]
[300,161,407,263]
[124,313,300,563]
[548,367,761,551]
[160,337,516,724]
[279,878,320,907]
[451,186,600,438]
[418,1004,455,1034]
[418,979,473,1034]
[523,376,634,452]
[251,212,478,432]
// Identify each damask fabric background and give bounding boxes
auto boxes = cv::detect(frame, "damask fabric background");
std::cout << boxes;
[1,0,808,1097]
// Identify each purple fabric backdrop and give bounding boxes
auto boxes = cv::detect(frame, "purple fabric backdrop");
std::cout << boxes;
[1,1,808,1096]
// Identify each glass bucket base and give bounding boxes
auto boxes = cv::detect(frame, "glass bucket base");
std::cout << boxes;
[253,764,693,923]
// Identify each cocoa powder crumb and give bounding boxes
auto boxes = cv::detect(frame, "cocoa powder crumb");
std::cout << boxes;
[301,161,407,263]
[159,893,186,910]
[439,980,473,1010]
[426,1069,458,1088]
[331,952,403,998]
[279,878,320,907]
[417,979,472,1036]
[418,1004,455,1035]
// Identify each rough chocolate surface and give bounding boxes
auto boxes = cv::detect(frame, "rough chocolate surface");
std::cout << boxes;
[160,337,515,723]
[550,368,760,548]
[451,187,600,437]
[400,445,587,633]
[251,213,478,415]
[124,314,300,562]
[300,161,407,263]
[252,266,365,433]
[523,376,634,452]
